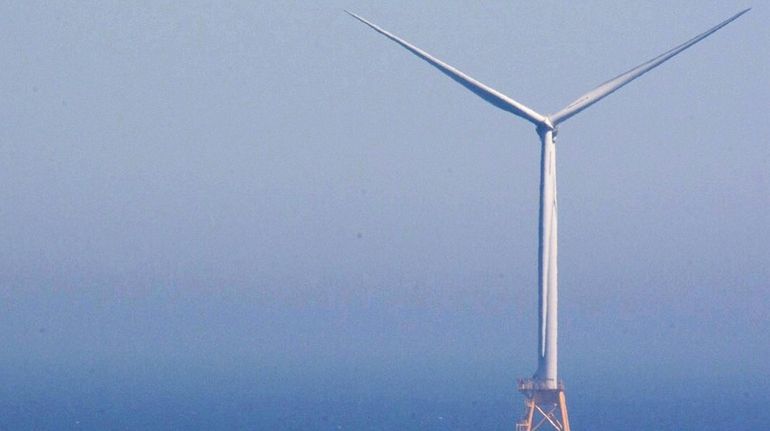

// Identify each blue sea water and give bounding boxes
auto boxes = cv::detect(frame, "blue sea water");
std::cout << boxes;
[1,372,767,430]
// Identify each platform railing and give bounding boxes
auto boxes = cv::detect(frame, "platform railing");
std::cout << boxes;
[516,378,565,392]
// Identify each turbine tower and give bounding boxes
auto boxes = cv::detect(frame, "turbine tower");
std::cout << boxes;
[347,9,749,430]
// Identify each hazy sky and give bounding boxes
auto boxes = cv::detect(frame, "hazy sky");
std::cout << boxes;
[0,1,767,429]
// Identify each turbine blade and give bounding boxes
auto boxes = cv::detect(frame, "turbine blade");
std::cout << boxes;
[346,11,547,126]
[550,8,750,125]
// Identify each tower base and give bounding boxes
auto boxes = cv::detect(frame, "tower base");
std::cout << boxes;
[515,379,571,431]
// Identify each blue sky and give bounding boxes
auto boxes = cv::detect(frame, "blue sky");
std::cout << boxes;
[0,1,767,429]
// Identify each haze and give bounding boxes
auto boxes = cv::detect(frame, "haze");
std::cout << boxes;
[0,1,767,429]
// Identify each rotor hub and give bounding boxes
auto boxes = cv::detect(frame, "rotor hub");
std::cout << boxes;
[536,117,557,138]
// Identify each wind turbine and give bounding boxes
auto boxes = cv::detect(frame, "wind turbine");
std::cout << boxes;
[347,8,749,431]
